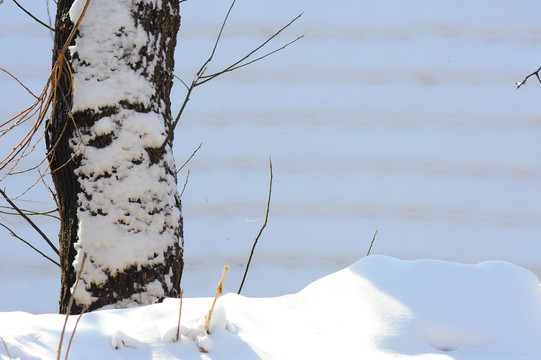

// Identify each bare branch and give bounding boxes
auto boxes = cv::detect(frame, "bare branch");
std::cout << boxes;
[0,188,59,255]
[516,66,541,89]
[159,3,302,154]
[238,157,273,295]
[12,0,54,32]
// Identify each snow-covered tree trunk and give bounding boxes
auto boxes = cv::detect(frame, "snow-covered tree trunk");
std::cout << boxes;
[47,0,183,314]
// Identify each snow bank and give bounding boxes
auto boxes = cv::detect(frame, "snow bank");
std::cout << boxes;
[1,256,541,359]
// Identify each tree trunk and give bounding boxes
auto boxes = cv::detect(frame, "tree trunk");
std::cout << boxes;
[47,0,183,314]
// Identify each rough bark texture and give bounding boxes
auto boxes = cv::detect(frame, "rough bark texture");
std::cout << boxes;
[47,0,183,314]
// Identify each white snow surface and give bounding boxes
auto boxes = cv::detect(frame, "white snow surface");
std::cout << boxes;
[2,0,541,358]
[2,256,541,359]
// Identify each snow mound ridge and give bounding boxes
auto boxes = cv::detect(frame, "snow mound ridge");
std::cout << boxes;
[298,255,541,357]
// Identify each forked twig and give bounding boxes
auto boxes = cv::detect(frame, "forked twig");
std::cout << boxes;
[516,66,541,89]
[238,157,273,294]
[197,13,304,86]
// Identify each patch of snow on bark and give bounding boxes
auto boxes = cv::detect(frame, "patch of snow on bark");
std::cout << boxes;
[68,0,155,112]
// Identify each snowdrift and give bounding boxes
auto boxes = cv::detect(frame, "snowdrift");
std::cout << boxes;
[1,255,541,359]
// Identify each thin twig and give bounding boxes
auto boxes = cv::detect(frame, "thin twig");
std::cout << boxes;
[366,229,378,256]
[39,167,60,211]
[0,222,60,267]
[58,253,87,360]
[0,67,39,99]
[0,205,59,219]
[179,170,190,198]
[175,289,184,342]
[516,66,541,89]
[238,157,273,294]
[0,336,12,360]
[63,306,87,360]
[0,188,59,255]
[173,74,190,91]
[12,0,55,32]
[177,143,202,174]
[197,0,238,78]
[210,34,304,77]
[159,82,195,153]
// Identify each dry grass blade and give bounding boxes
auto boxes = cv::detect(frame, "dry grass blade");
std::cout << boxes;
[205,265,229,334]
[0,336,12,360]
[63,306,87,360]
[58,252,87,360]
[176,289,184,342]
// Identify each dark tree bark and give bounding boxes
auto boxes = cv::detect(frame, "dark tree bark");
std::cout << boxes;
[47,0,183,314]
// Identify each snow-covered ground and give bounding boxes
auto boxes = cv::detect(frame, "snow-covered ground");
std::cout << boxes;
[1,0,541,359]
[3,255,541,359]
